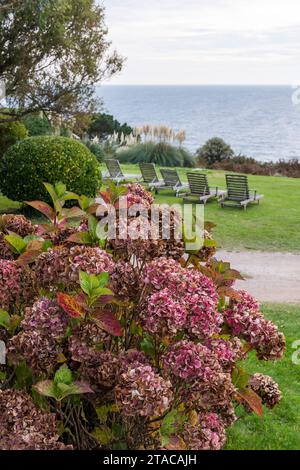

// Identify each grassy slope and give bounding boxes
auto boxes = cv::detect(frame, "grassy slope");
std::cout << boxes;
[226,303,300,450]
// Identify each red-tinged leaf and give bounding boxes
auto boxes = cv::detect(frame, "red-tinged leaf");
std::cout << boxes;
[236,389,263,418]
[86,203,100,214]
[16,249,41,266]
[164,436,187,451]
[25,200,55,221]
[93,309,123,337]
[34,380,56,398]
[57,218,68,230]
[96,295,114,306]
[224,269,245,281]
[74,381,94,394]
[63,206,85,219]
[98,192,110,204]
[66,231,93,244]
[218,287,242,300]
[56,292,85,318]
[73,292,88,309]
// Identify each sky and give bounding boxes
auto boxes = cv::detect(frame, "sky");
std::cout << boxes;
[102,0,300,85]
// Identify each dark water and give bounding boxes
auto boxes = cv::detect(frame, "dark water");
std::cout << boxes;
[97,85,300,162]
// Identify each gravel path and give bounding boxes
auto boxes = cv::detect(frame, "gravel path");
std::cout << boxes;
[217,250,300,304]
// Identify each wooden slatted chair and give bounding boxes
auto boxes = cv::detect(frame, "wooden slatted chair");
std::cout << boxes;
[160,169,189,196]
[182,173,225,204]
[220,174,264,210]
[139,163,164,191]
[103,159,138,185]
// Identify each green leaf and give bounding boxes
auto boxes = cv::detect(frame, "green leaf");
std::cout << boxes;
[34,380,57,399]
[67,231,93,245]
[54,182,67,198]
[78,195,92,211]
[141,334,156,360]
[232,366,250,390]
[0,309,10,329]
[4,233,27,254]
[79,271,93,296]
[97,272,110,287]
[54,364,73,385]
[88,215,98,239]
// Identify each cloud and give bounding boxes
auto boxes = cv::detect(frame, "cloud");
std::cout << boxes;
[102,0,300,84]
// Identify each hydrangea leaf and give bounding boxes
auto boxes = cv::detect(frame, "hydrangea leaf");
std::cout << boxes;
[56,292,86,318]
[93,309,123,337]
[66,231,93,244]
[25,200,55,222]
[54,364,73,385]
[236,389,263,418]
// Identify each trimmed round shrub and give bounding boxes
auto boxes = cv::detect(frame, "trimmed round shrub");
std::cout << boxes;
[196,137,234,167]
[0,115,28,157]
[0,136,101,202]
[118,142,195,168]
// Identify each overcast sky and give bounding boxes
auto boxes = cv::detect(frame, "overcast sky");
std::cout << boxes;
[103,0,300,85]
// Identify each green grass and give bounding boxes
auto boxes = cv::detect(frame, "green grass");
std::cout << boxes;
[226,303,300,450]
[1,164,300,251]
[114,164,300,252]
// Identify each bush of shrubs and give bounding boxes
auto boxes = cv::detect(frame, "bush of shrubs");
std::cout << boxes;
[118,141,195,167]
[0,136,101,202]
[0,182,285,450]
[210,155,300,178]
[0,115,28,157]
[196,137,234,167]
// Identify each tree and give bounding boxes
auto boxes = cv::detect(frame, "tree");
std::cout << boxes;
[0,0,123,123]
[196,137,234,167]
[88,112,133,141]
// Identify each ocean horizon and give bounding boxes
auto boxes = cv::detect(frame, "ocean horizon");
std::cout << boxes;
[97,85,300,162]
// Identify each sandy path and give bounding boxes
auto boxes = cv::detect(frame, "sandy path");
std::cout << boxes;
[217,250,300,304]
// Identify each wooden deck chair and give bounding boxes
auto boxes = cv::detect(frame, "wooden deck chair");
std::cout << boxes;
[160,169,189,196]
[182,173,225,204]
[103,159,138,184]
[139,163,164,191]
[220,174,264,210]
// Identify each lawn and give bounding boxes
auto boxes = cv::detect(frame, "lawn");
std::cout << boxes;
[110,164,300,252]
[226,303,300,450]
[1,164,300,251]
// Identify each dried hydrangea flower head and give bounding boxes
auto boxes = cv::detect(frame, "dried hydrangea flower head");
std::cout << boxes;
[0,259,34,311]
[115,363,173,417]
[249,373,282,409]
[224,290,285,360]
[34,245,114,290]
[1,214,34,237]
[182,412,226,450]
[0,389,70,450]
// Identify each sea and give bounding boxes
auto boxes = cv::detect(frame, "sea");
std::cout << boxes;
[97,85,300,162]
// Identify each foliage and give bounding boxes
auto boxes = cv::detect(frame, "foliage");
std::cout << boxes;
[88,113,133,141]
[0,136,101,202]
[0,0,123,123]
[22,114,52,136]
[118,141,195,167]
[197,137,234,167]
[0,182,285,450]
[210,155,300,178]
[0,114,27,156]
[86,141,106,163]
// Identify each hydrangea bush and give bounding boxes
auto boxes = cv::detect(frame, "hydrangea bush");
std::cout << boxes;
[0,183,285,450]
